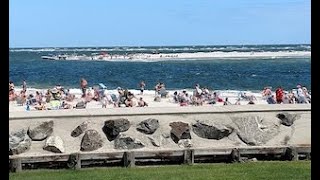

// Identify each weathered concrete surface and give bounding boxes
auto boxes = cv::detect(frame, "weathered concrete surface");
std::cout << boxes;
[9,105,310,157]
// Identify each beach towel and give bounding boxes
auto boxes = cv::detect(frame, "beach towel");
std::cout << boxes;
[49,100,61,110]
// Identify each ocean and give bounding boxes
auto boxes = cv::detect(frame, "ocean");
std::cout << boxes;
[9,44,311,92]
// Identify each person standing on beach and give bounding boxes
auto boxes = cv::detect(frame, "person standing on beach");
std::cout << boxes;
[139,81,146,95]
[80,78,88,97]
[22,80,27,92]
[275,86,283,104]
[9,81,15,92]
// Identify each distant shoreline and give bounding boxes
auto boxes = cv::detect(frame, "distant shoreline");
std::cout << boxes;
[9,43,311,49]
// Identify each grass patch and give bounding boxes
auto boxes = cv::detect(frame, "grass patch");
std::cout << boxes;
[10,161,311,180]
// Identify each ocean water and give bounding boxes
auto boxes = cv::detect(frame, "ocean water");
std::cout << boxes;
[9,44,311,91]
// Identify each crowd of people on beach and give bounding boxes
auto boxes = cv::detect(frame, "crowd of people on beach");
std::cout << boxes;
[8,79,311,111]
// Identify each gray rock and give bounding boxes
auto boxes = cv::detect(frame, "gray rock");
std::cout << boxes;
[43,136,65,153]
[80,129,103,151]
[136,118,159,134]
[192,121,233,140]
[71,121,89,137]
[178,139,193,148]
[231,116,280,146]
[147,136,161,147]
[169,121,191,143]
[28,121,54,141]
[276,113,300,126]
[162,133,170,138]
[102,118,130,141]
[114,135,145,149]
[9,129,32,155]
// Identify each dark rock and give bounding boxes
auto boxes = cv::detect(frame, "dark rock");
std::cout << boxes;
[169,122,191,143]
[71,121,89,137]
[276,113,300,126]
[136,118,159,134]
[102,118,130,141]
[114,135,144,149]
[43,136,65,153]
[9,129,32,155]
[80,129,103,151]
[231,116,280,146]
[27,121,54,141]
[147,136,161,147]
[192,121,233,140]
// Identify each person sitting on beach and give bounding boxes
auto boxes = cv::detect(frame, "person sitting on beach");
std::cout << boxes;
[262,87,276,104]
[239,91,250,101]
[9,89,17,101]
[213,92,223,102]
[125,97,135,107]
[15,91,26,106]
[80,78,88,97]
[45,89,52,103]
[35,91,43,104]
[296,84,308,104]
[173,91,179,103]
[287,91,296,104]
[282,92,290,104]
[179,90,190,106]
[34,101,46,110]
[116,87,127,107]
[65,89,75,102]
[223,97,232,105]
[302,86,311,103]
[138,97,148,107]
[85,89,93,102]
[154,82,161,95]
[51,88,61,100]
[194,84,202,99]
[61,101,73,109]
[235,98,241,105]
[275,86,284,104]
[92,89,100,101]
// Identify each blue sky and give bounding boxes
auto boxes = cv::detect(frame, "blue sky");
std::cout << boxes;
[9,0,310,47]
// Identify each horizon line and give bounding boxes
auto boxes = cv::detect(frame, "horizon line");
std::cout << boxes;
[9,43,311,49]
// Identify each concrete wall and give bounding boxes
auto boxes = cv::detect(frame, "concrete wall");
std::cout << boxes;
[9,104,311,157]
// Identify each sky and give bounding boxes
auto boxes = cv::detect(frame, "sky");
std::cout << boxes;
[9,0,310,47]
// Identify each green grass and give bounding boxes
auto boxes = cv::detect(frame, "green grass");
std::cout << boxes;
[10,161,311,180]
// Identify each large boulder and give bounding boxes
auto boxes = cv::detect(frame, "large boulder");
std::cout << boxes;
[169,122,191,143]
[27,121,54,141]
[136,118,159,134]
[114,135,145,149]
[276,113,301,126]
[231,116,280,146]
[102,118,130,141]
[80,130,103,151]
[9,129,32,155]
[71,121,89,137]
[192,121,233,140]
[43,136,65,153]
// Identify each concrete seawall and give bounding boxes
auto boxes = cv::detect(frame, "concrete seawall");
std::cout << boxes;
[9,104,311,171]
